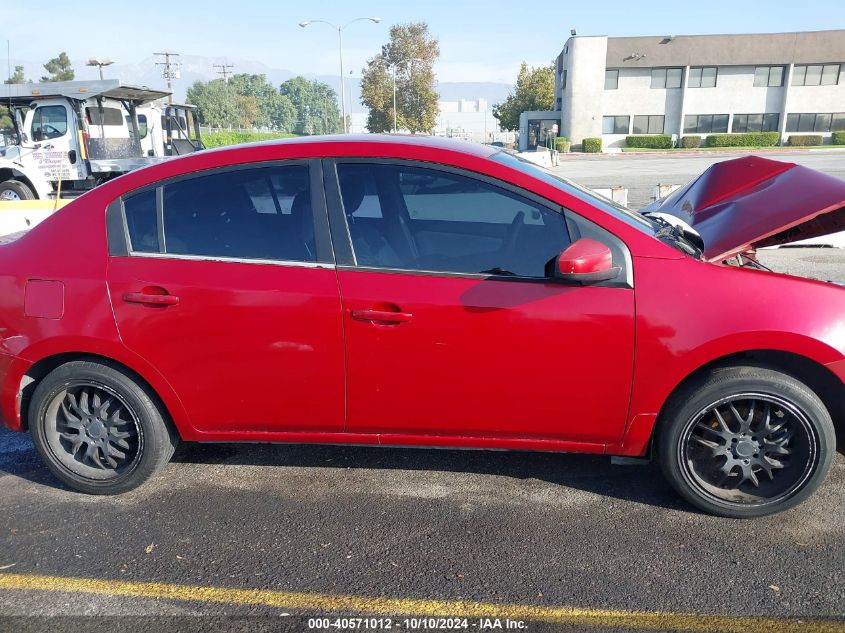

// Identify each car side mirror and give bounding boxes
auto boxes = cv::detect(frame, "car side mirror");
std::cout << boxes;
[555,238,621,283]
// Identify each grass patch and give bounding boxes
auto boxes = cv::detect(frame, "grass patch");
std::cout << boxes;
[203,131,299,148]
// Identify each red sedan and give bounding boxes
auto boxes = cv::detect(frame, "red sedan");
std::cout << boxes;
[1,135,844,518]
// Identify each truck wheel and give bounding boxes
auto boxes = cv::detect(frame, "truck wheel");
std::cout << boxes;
[0,179,35,201]
[29,360,179,494]
[657,365,835,518]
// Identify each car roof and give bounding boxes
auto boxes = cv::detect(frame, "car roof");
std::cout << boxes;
[202,133,501,160]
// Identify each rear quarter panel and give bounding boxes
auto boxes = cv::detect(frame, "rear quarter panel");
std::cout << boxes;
[0,192,190,433]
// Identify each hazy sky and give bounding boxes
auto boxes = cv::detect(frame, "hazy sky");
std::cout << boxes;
[5,0,845,83]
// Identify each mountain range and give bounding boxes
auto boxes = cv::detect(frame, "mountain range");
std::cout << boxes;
[5,55,513,112]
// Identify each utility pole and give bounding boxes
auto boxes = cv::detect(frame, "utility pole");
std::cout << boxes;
[155,51,181,104]
[213,63,234,82]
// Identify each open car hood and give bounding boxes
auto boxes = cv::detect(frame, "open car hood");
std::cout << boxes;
[641,156,845,262]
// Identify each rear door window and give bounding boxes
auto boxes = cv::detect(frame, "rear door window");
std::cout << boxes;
[123,165,317,263]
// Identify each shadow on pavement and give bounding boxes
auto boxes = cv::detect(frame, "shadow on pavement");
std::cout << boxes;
[1,426,688,512]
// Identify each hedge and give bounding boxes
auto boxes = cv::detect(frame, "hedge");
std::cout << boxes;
[625,135,673,149]
[202,131,299,148]
[787,134,823,146]
[554,136,571,152]
[704,132,780,147]
[679,136,702,149]
[582,137,602,153]
[833,131,845,145]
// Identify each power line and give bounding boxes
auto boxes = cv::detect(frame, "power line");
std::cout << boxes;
[213,64,234,82]
[155,51,180,103]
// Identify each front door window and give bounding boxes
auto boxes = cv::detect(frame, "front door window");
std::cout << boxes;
[31,105,68,141]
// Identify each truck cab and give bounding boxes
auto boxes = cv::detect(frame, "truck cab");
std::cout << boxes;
[0,80,201,200]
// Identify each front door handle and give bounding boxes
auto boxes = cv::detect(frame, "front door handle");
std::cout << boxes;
[351,309,413,324]
[123,292,180,306]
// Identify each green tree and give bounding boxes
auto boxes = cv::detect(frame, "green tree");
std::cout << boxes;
[279,76,341,135]
[360,22,440,133]
[1,66,27,133]
[493,62,555,131]
[186,80,244,128]
[229,73,296,130]
[41,52,75,82]
[4,65,27,84]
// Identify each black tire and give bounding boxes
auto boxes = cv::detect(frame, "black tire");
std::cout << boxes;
[657,365,835,518]
[0,179,35,201]
[29,360,178,494]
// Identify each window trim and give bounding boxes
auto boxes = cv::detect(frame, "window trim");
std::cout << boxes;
[602,115,630,135]
[109,159,335,266]
[632,115,665,135]
[322,157,632,289]
[688,66,718,88]
[684,113,730,134]
[650,67,683,89]
[753,65,785,87]
[792,63,841,86]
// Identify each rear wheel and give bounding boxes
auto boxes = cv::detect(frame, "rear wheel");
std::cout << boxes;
[658,365,835,518]
[0,179,35,201]
[29,360,178,494]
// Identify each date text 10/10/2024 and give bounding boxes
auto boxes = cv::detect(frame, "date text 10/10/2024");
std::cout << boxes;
[307,617,528,630]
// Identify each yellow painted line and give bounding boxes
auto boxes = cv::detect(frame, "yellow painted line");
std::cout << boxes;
[0,573,842,632]
[0,200,70,210]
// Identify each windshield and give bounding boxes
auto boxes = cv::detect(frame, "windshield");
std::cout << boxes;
[491,150,655,234]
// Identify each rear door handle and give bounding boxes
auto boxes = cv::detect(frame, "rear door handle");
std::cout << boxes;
[351,309,413,324]
[123,292,180,306]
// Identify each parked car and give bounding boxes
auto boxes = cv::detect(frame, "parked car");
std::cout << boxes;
[1,135,844,518]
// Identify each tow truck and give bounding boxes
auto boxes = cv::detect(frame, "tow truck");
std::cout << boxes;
[0,79,203,200]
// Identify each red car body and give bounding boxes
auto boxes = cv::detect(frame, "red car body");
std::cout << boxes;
[2,137,845,461]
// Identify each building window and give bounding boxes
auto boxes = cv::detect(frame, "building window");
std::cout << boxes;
[604,69,618,90]
[684,114,729,134]
[753,66,785,87]
[688,66,718,88]
[786,113,845,133]
[792,64,841,86]
[731,113,780,133]
[632,115,665,134]
[602,115,630,134]
[651,67,683,89]
[561,69,567,90]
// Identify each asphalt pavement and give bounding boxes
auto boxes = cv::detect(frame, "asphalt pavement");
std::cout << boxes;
[550,149,845,208]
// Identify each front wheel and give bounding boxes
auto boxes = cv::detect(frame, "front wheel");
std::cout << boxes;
[657,365,835,518]
[29,360,178,494]
[0,179,35,201]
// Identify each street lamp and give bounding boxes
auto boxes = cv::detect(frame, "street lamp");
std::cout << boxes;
[87,58,114,81]
[299,17,381,133]
[387,58,424,133]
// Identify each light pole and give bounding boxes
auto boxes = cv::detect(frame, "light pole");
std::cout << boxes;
[299,17,381,133]
[87,58,114,81]
[387,58,424,133]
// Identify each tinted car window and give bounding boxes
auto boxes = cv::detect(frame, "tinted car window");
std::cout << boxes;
[124,188,159,253]
[161,166,315,261]
[124,166,316,262]
[337,163,570,277]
